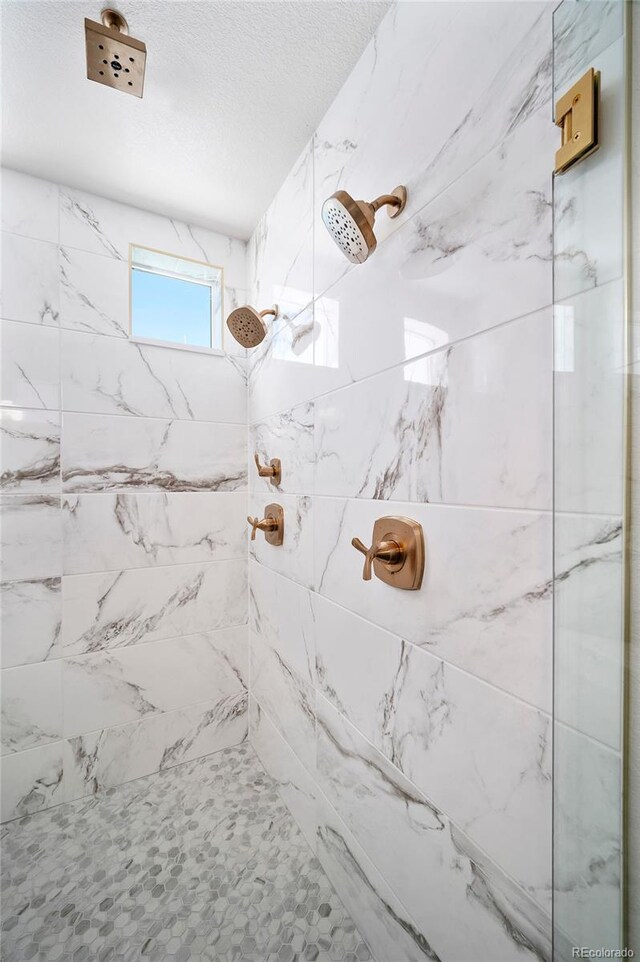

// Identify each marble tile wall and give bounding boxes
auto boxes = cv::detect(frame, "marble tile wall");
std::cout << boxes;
[247,3,560,958]
[0,168,250,821]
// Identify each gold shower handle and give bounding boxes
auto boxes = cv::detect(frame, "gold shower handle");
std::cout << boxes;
[247,514,278,541]
[247,504,284,546]
[351,536,403,581]
[254,453,282,485]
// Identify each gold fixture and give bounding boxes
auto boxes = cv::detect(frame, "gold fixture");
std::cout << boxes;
[85,9,147,98]
[554,68,600,174]
[254,453,281,486]
[226,304,278,349]
[321,186,408,264]
[247,503,284,546]
[351,516,424,590]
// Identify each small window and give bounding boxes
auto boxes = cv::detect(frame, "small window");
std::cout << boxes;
[129,245,223,350]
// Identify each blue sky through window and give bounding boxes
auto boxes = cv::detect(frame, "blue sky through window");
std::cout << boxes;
[131,268,212,347]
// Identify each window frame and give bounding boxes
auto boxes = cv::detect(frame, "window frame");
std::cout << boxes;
[128,243,226,355]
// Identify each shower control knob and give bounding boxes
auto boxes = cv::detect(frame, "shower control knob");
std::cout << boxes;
[254,453,281,486]
[351,537,403,582]
[351,517,425,590]
[247,504,284,546]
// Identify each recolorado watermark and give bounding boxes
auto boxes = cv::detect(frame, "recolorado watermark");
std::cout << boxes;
[572,950,635,959]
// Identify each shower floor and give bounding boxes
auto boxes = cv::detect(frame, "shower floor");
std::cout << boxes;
[1,745,371,962]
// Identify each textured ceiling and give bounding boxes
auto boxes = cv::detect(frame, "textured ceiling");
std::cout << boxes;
[0,0,389,239]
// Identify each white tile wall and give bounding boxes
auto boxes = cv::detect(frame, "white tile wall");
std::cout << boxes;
[247,2,557,957]
[0,169,249,821]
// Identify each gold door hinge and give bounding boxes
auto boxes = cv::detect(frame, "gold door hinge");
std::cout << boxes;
[554,67,600,174]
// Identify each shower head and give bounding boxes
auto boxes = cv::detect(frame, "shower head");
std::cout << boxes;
[85,9,147,98]
[321,185,407,264]
[226,304,279,349]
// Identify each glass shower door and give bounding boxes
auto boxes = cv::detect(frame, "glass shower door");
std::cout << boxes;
[552,0,631,956]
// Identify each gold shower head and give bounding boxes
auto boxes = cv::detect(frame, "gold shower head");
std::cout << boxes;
[85,9,147,98]
[321,186,407,264]
[226,304,279,349]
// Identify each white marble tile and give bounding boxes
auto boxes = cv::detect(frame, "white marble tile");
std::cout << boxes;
[249,492,313,590]
[1,169,59,243]
[314,2,552,296]
[553,0,623,97]
[1,234,59,326]
[315,789,437,962]
[0,576,61,669]
[315,108,553,397]
[315,496,552,711]
[61,329,247,423]
[250,400,313,496]
[249,697,318,853]
[250,631,315,774]
[1,660,63,754]
[0,495,61,582]
[62,626,247,736]
[554,723,621,950]
[247,140,313,320]
[554,39,625,302]
[249,558,314,686]
[1,741,68,823]
[58,558,247,657]
[63,492,246,575]
[554,513,623,751]
[315,309,552,510]
[0,409,60,492]
[317,696,552,961]
[315,617,552,912]
[248,304,316,423]
[65,693,247,801]
[61,413,247,493]
[59,246,129,337]
[0,319,60,410]
[554,280,625,515]
[59,186,247,287]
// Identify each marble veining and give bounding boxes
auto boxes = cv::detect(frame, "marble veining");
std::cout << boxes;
[314,613,552,914]
[553,40,625,303]
[62,329,247,423]
[59,187,247,289]
[59,246,129,337]
[316,695,552,961]
[251,401,314,496]
[249,492,313,589]
[62,413,247,493]
[0,576,62,668]
[62,492,247,574]
[1,233,60,326]
[315,309,552,511]
[0,494,62,582]
[314,496,552,712]
[313,3,553,298]
[1,659,63,755]
[553,0,623,96]
[58,559,247,657]
[0,409,60,492]
[1,318,60,411]
[62,627,248,736]
[553,723,622,949]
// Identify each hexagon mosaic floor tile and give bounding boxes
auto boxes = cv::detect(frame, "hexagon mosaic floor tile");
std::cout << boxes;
[0,746,372,962]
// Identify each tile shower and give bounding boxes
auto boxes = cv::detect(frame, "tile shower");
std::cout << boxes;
[0,2,632,961]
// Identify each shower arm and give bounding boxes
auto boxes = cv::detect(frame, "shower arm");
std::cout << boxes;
[369,193,403,213]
